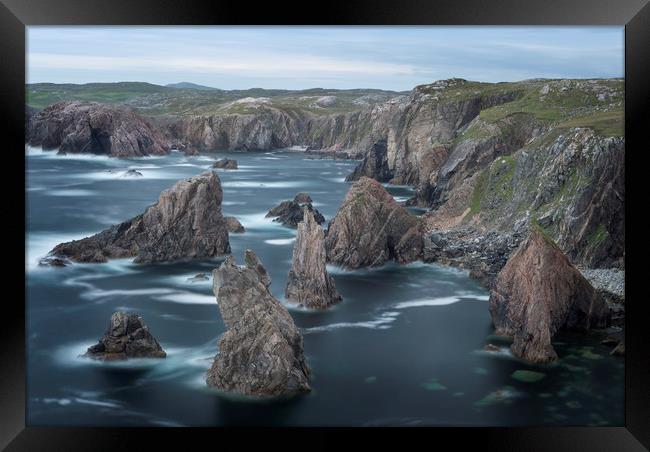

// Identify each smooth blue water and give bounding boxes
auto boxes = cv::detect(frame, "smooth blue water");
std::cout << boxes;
[25,147,624,426]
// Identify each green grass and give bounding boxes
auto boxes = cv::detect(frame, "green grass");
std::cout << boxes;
[557,110,623,137]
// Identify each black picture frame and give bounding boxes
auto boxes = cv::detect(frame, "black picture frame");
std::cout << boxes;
[3,0,648,449]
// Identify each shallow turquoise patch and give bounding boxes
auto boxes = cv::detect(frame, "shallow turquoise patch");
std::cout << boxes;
[511,370,546,383]
[421,378,447,391]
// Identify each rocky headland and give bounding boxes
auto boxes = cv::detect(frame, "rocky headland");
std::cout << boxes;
[84,312,166,360]
[27,101,170,157]
[206,250,311,396]
[286,208,342,309]
[41,171,230,264]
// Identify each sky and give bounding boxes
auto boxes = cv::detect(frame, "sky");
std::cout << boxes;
[27,26,624,91]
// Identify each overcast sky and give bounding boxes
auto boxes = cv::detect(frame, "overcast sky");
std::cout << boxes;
[27,26,624,91]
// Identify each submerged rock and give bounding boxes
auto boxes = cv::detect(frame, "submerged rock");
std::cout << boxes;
[43,171,230,264]
[206,251,311,396]
[286,208,342,309]
[224,216,245,233]
[265,199,325,228]
[489,229,610,363]
[122,169,143,177]
[325,176,423,268]
[187,273,209,283]
[27,101,170,157]
[212,158,238,169]
[84,312,166,360]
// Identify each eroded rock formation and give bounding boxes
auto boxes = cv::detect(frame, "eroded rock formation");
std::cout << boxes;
[42,171,230,264]
[84,312,166,360]
[27,101,170,157]
[266,198,325,228]
[206,250,311,396]
[489,229,610,363]
[325,177,423,268]
[286,208,341,309]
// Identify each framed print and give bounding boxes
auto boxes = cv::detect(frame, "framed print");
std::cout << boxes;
[2,0,648,449]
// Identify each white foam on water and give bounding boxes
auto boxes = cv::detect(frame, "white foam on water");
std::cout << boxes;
[80,288,175,301]
[26,231,97,271]
[47,189,96,197]
[305,311,400,333]
[327,177,346,183]
[393,196,411,203]
[155,291,216,305]
[221,180,305,188]
[264,238,296,246]
[236,212,280,230]
[222,201,246,206]
[73,398,121,408]
[261,157,281,160]
[393,296,461,309]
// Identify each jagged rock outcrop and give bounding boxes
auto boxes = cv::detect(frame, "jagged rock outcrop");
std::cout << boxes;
[206,250,311,396]
[345,139,392,182]
[84,312,166,360]
[293,192,312,204]
[224,216,245,233]
[489,229,610,363]
[266,199,325,228]
[286,208,342,309]
[42,171,230,264]
[212,158,238,169]
[27,101,170,156]
[325,177,423,268]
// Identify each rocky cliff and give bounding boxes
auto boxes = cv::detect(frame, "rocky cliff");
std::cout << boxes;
[27,101,170,156]
[43,171,230,264]
[489,229,610,363]
[325,177,423,268]
[286,208,342,309]
[207,251,311,396]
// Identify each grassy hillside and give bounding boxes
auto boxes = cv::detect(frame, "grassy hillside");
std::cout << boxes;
[26,82,405,116]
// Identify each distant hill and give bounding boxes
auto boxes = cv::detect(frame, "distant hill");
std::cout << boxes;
[165,82,221,91]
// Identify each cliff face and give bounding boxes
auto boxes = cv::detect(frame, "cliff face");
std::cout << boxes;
[425,128,625,269]
[43,171,230,264]
[27,101,170,156]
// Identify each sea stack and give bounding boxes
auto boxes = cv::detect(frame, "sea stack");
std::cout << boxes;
[325,176,423,268]
[286,208,342,309]
[84,312,166,360]
[42,171,230,264]
[206,250,311,396]
[489,229,611,363]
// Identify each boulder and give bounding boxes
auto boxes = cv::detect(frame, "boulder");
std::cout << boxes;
[489,229,610,363]
[43,171,230,264]
[325,176,423,268]
[286,208,342,309]
[84,312,166,360]
[187,273,209,283]
[224,216,245,233]
[265,200,325,228]
[206,251,311,396]
[212,158,238,169]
